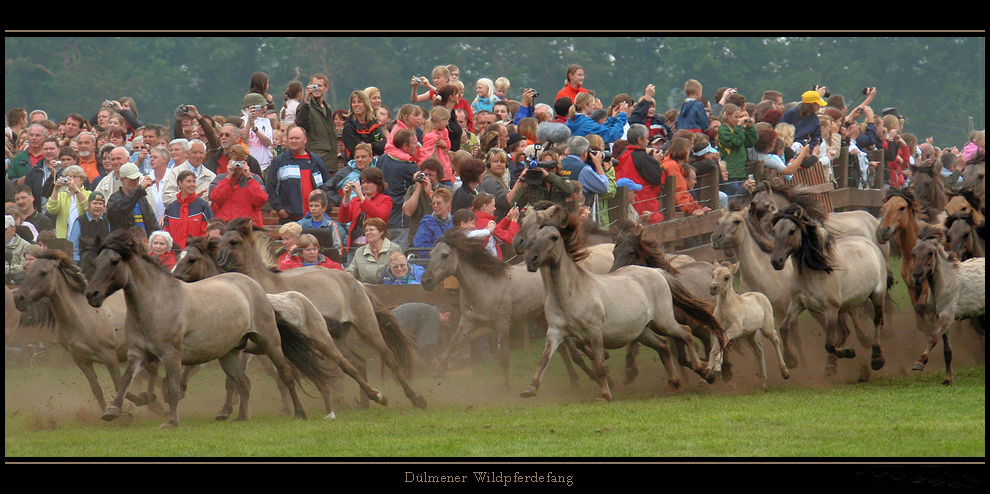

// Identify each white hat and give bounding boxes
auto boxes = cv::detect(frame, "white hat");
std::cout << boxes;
[5,215,15,229]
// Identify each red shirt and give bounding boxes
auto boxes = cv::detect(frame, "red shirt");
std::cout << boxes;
[555,84,589,104]
[293,152,314,204]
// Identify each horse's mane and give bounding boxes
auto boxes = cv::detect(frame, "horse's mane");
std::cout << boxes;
[948,187,981,210]
[555,213,590,264]
[773,204,835,273]
[918,222,946,241]
[610,221,679,274]
[185,235,220,257]
[101,229,176,276]
[884,187,920,212]
[36,249,87,293]
[225,217,281,272]
[944,211,977,231]
[437,228,512,278]
[755,180,823,214]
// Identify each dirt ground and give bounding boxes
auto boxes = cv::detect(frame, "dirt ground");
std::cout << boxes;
[4,299,985,427]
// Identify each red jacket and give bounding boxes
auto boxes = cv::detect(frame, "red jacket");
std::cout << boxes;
[278,253,343,271]
[210,173,269,228]
[162,192,212,249]
[338,191,393,251]
[474,210,519,259]
[615,145,665,224]
[883,139,911,189]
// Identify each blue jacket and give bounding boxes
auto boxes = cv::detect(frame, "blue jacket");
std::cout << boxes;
[675,98,709,132]
[559,155,609,196]
[413,213,454,254]
[779,107,822,146]
[381,263,424,285]
[566,112,627,143]
[266,149,331,219]
[378,153,419,228]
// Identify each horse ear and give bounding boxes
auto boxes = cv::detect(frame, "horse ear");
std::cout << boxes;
[543,205,567,227]
[729,262,739,274]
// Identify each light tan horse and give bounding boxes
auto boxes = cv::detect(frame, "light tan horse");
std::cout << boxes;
[215,218,427,409]
[5,285,19,349]
[86,229,334,429]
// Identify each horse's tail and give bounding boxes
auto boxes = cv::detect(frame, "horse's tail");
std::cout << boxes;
[661,270,727,350]
[362,286,416,381]
[273,309,336,389]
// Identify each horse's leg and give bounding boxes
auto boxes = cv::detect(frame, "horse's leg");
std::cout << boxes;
[848,306,873,349]
[311,334,386,407]
[749,333,769,390]
[217,351,252,422]
[338,339,370,408]
[623,342,641,384]
[869,293,887,371]
[652,308,712,383]
[159,347,185,429]
[254,355,293,416]
[588,334,611,402]
[352,320,428,409]
[73,357,108,411]
[940,332,954,386]
[760,311,789,380]
[559,339,584,387]
[520,327,566,398]
[139,361,165,415]
[636,330,683,392]
[912,314,953,379]
[102,348,145,422]
[497,319,512,390]
[777,301,804,369]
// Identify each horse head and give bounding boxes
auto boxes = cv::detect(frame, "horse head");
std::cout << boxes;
[12,251,72,311]
[420,239,457,291]
[911,224,947,287]
[512,201,566,254]
[709,261,738,297]
[877,187,918,243]
[944,211,979,261]
[173,236,222,282]
[525,224,563,272]
[216,217,270,273]
[85,229,140,307]
[770,204,834,273]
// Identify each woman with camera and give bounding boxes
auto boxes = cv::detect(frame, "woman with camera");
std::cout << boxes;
[208,145,269,229]
[338,167,393,261]
[45,165,91,239]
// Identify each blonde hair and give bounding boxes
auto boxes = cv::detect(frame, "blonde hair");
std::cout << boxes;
[347,90,374,122]
[684,79,703,97]
[568,93,596,121]
[774,122,796,147]
[279,221,302,239]
[424,106,451,133]
[431,65,451,81]
[494,76,510,92]
[473,78,494,104]
[296,233,319,250]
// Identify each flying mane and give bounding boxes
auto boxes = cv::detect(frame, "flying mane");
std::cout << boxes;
[224,217,281,272]
[36,249,88,293]
[437,228,513,278]
[773,204,835,273]
[610,221,679,274]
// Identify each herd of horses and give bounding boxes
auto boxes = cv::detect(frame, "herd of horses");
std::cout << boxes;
[5,158,984,428]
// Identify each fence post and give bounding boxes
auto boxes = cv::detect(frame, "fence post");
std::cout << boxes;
[837,146,849,188]
[746,160,763,182]
[697,170,720,210]
[868,149,886,189]
[659,174,676,220]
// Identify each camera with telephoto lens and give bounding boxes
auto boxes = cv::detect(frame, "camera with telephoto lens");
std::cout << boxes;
[414,171,428,183]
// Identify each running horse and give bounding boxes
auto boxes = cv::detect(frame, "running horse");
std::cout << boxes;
[770,203,891,376]
[520,208,721,401]
[172,236,388,419]
[909,158,950,222]
[85,229,334,428]
[214,218,427,409]
[876,187,933,324]
[512,201,615,273]
[13,250,164,414]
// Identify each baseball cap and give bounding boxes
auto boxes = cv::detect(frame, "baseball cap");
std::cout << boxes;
[801,90,828,107]
[5,215,14,229]
[616,178,643,191]
[119,162,142,180]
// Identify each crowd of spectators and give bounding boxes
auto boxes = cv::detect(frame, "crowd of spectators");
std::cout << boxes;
[6,65,984,286]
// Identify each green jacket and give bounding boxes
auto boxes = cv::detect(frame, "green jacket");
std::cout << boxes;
[718,123,759,179]
[295,97,339,173]
[7,149,35,181]
[513,171,575,210]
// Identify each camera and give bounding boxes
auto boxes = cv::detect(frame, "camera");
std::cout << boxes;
[57,176,70,186]
[178,105,191,115]
[814,85,830,99]
[230,160,247,169]
[103,100,114,108]
[861,87,875,95]
[248,104,265,113]
[414,171,428,183]
[526,88,539,97]
[308,84,319,91]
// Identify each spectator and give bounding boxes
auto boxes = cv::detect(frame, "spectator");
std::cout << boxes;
[566,93,628,143]
[615,178,645,223]
[341,90,387,161]
[205,218,226,240]
[492,100,513,124]
[560,135,610,209]
[12,184,53,236]
[403,158,453,241]
[455,108,480,157]
[346,217,402,284]
[168,138,190,171]
[378,128,421,251]
[882,112,911,189]
[295,74,340,173]
[675,79,710,134]
[279,232,344,271]
[248,71,275,110]
[390,302,452,372]
[661,137,710,217]
[148,230,176,270]
[75,131,101,185]
[431,84,463,155]
[412,186,454,253]
[130,124,168,174]
[297,189,346,258]
[205,123,262,177]
[267,126,332,224]
[8,123,46,182]
[555,64,589,104]
[162,169,212,250]
[5,214,31,282]
[241,94,275,173]
[338,167,392,260]
[160,139,216,206]
[106,162,160,234]
[614,124,665,224]
[21,137,64,210]
[513,149,575,211]
[410,65,451,105]
[209,145,268,229]
[380,250,424,284]
[67,191,111,267]
[417,106,454,182]
[779,90,827,146]
[45,165,90,239]
[383,104,426,161]
[478,148,523,221]
[452,157,486,213]
[962,130,985,163]
[472,192,519,260]
[9,244,45,285]
[471,78,497,114]
[329,142,375,207]
[717,103,760,198]
[586,134,617,229]
[628,84,672,144]
[146,145,172,223]
[493,76,512,103]
[276,221,303,270]
[281,81,304,125]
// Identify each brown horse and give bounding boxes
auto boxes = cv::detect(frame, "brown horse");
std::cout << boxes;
[173,236,388,419]
[214,218,427,409]
[877,187,932,320]
[944,211,985,261]
[85,229,334,428]
[12,250,163,413]
[909,158,949,222]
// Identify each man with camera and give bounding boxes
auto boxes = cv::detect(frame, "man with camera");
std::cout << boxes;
[402,159,452,241]
[295,74,339,173]
[209,145,268,229]
[614,124,666,224]
[560,135,610,208]
[512,148,574,211]
[205,122,263,177]
[21,137,65,211]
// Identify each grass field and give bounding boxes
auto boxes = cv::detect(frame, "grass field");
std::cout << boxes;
[5,257,985,461]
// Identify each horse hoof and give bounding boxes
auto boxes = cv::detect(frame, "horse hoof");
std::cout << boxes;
[102,406,121,422]
[373,392,388,406]
[911,362,924,371]
[412,396,429,409]
[623,368,639,385]
[126,392,150,406]
[324,412,337,420]
[595,395,612,402]
[520,387,537,398]
[215,414,229,422]
[781,369,790,380]
[837,348,856,359]
[940,379,952,386]
[871,357,886,371]
[295,411,308,420]
[148,401,166,416]
[159,422,176,429]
